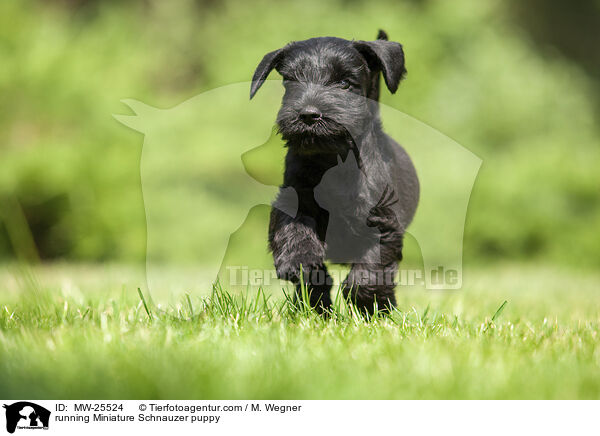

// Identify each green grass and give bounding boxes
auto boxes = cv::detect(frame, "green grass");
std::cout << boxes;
[0,263,599,399]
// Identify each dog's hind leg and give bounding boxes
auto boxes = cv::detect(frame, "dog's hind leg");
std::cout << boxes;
[269,208,332,312]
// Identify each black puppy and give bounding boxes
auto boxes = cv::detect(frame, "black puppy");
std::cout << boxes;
[250,31,419,314]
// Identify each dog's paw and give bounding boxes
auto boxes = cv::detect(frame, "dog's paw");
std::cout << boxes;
[274,255,323,283]
[275,261,300,282]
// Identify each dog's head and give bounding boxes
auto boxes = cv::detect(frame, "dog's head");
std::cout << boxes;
[250,32,406,154]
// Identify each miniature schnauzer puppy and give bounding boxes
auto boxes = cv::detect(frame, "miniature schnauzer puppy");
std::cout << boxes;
[250,30,419,314]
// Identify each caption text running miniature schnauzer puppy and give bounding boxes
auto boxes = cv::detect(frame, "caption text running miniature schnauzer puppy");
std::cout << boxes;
[250,30,419,314]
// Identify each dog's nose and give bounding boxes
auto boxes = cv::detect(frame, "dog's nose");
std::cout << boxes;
[299,107,322,124]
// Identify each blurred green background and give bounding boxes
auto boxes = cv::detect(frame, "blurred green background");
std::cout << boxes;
[1,0,599,269]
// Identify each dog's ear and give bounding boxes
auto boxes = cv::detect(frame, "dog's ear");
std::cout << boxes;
[250,48,284,99]
[376,29,388,41]
[353,39,406,94]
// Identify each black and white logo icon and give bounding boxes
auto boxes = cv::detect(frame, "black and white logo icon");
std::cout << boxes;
[3,402,50,434]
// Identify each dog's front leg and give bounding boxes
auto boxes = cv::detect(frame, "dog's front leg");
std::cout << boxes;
[343,261,398,316]
[342,231,402,315]
[269,208,332,312]
[342,187,404,315]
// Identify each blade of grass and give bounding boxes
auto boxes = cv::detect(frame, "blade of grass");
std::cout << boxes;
[185,293,194,318]
[137,287,153,321]
[492,300,508,322]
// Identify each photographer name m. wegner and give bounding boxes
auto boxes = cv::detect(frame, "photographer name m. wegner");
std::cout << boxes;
[226,265,460,288]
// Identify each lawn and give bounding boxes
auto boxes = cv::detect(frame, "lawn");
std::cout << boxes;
[0,263,598,399]
[1,0,599,404]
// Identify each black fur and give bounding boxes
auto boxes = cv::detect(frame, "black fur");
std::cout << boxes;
[250,31,419,314]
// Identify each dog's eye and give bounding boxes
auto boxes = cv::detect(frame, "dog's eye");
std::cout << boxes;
[338,80,351,90]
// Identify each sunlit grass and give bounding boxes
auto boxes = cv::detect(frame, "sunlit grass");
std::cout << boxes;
[0,264,598,399]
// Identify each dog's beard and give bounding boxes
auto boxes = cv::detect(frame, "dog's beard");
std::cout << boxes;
[277,116,357,155]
